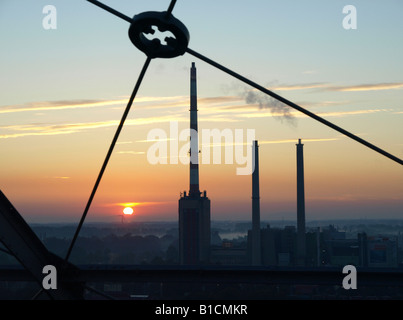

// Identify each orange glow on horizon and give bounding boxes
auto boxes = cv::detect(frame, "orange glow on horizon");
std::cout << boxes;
[120,202,141,208]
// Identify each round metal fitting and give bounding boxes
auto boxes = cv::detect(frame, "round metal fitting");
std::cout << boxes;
[128,11,190,59]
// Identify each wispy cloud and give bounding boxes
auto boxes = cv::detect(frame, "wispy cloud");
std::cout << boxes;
[104,201,168,208]
[136,138,175,143]
[0,115,186,139]
[198,137,340,148]
[220,100,350,113]
[0,103,386,140]
[3,80,401,116]
[328,83,403,92]
[0,105,244,139]
[237,108,386,119]
[259,137,340,145]
[1,86,396,140]
[271,83,328,91]
[0,120,118,139]
[0,99,126,114]
[0,96,188,114]
[314,109,389,117]
[198,96,242,104]
[116,151,145,155]
[266,82,403,93]
[133,96,242,110]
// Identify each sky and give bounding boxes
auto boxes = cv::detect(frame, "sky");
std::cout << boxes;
[0,0,402,224]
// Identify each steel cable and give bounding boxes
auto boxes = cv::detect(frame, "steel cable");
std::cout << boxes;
[186,47,403,166]
[65,56,152,262]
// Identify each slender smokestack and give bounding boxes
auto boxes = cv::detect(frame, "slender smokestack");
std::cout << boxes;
[189,62,200,197]
[252,140,261,265]
[296,138,306,266]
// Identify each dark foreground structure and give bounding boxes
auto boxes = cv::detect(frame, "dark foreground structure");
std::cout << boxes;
[2,181,403,300]
[1,263,403,300]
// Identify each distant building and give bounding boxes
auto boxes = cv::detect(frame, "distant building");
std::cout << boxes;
[260,226,276,266]
[322,224,346,241]
[366,235,398,268]
[319,229,398,268]
[210,240,248,265]
[251,224,298,267]
[324,238,361,266]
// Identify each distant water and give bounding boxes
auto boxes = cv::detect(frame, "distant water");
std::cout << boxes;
[219,231,247,240]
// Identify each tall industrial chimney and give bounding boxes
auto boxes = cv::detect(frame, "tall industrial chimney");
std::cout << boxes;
[189,62,200,197]
[296,139,306,266]
[251,140,261,265]
[178,62,211,265]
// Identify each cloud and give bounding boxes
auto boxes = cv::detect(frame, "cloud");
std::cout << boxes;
[133,96,242,110]
[314,109,388,117]
[0,96,189,114]
[271,83,328,91]
[198,96,242,104]
[258,81,403,93]
[5,80,391,116]
[328,83,403,92]
[136,138,175,143]
[116,151,145,155]
[0,115,187,139]
[265,82,403,93]
[1,85,396,141]
[197,137,339,148]
[0,100,244,140]
[0,99,126,114]
[104,201,168,208]
[259,138,340,145]
[237,108,386,119]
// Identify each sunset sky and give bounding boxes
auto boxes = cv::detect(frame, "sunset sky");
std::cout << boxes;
[1,0,402,224]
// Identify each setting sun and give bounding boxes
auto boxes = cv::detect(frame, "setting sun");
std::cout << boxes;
[123,207,134,215]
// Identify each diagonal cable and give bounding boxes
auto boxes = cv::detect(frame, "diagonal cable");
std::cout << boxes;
[166,0,178,15]
[186,47,403,166]
[88,0,178,22]
[87,0,134,23]
[64,56,152,263]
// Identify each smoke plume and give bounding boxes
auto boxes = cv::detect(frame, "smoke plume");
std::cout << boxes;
[243,88,296,125]
[223,82,297,125]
